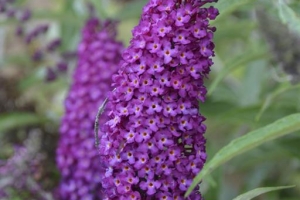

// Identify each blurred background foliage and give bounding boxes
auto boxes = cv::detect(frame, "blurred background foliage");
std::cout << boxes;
[0,0,300,199]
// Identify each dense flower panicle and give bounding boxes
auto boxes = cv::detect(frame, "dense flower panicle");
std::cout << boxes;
[0,131,51,199]
[56,18,123,200]
[99,0,218,199]
[0,0,76,81]
[0,146,44,198]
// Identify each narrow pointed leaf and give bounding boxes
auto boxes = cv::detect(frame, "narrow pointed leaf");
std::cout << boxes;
[0,112,44,133]
[208,47,266,95]
[115,0,148,20]
[277,0,300,34]
[232,185,295,200]
[185,113,300,197]
[214,0,258,21]
[256,83,300,121]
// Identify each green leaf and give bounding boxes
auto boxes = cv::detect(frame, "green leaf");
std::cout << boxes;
[232,185,295,200]
[214,20,256,42]
[214,0,257,21]
[238,61,267,106]
[17,70,42,91]
[114,0,148,20]
[256,83,300,121]
[0,112,45,133]
[185,113,300,197]
[90,0,109,19]
[277,0,300,34]
[2,55,32,66]
[276,134,300,159]
[208,47,267,95]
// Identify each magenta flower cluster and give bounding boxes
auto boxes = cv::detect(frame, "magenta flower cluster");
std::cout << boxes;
[0,146,43,198]
[56,18,123,200]
[0,0,77,82]
[0,133,47,199]
[98,0,218,199]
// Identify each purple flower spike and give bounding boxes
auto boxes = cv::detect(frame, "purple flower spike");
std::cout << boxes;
[0,132,49,199]
[56,17,123,200]
[99,0,218,199]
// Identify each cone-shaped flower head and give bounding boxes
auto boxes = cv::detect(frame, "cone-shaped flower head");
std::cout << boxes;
[56,17,123,200]
[99,0,218,199]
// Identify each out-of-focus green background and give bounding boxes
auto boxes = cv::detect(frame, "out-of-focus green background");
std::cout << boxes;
[0,0,300,199]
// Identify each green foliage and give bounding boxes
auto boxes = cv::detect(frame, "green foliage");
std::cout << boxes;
[0,112,45,134]
[277,0,300,34]
[208,45,267,95]
[214,0,257,20]
[185,113,300,197]
[232,185,295,200]
[256,83,300,121]
[115,0,148,20]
